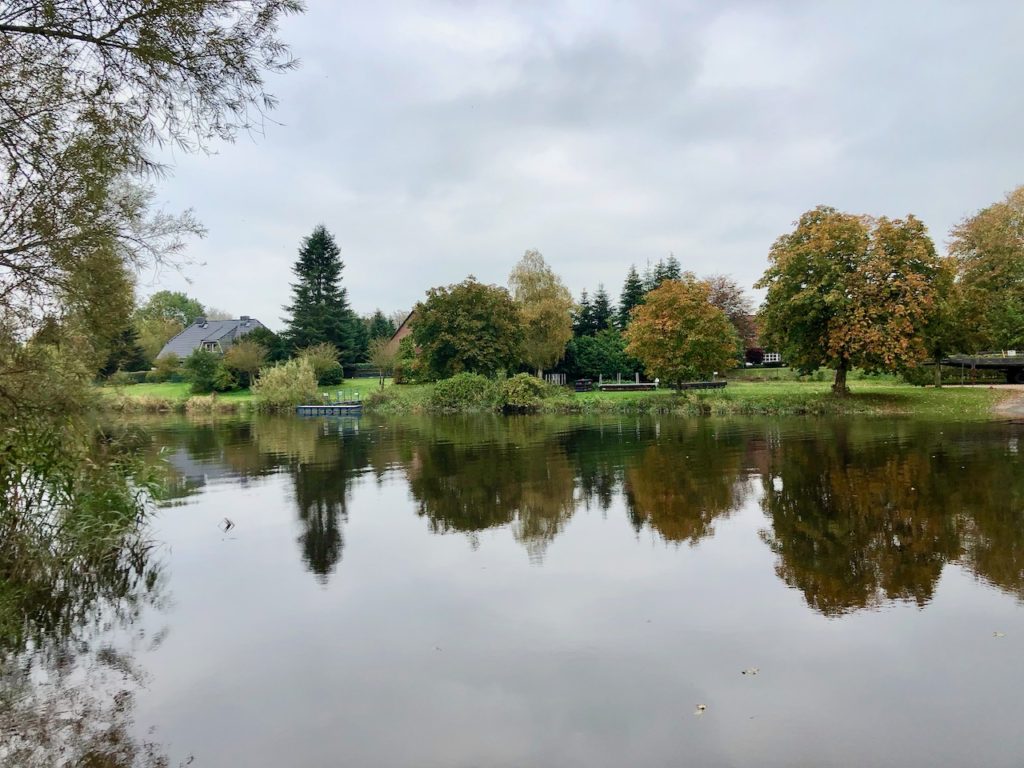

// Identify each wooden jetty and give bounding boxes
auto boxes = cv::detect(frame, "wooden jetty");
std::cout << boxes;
[296,403,363,416]
[296,390,363,416]
[941,355,1024,384]
[595,380,727,392]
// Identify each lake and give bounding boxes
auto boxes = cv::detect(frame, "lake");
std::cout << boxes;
[4,414,1024,767]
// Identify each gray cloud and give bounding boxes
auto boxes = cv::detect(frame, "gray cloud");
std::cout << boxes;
[147,0,1024,329]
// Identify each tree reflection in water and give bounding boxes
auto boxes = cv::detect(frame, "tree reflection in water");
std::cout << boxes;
[625,421,749,545]
[760,421,1024,616]
[136,415,1024,613]
[1,423,169,767]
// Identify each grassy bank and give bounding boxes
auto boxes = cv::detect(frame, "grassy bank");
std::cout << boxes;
[98,378,388,414]
[365,379,1011,419]
[99,377,1013,419]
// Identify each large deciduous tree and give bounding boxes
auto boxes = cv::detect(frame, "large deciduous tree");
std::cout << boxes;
[411,277,523,379]
[756,207,941,395]
[624,277,740,387]
[1,1,301,412]
[508,250,573,376]
[565,328,634,380]
[224,338,268,388]
[133,290,206,360]
[949,185,1024,351]
[282,225,359,361]
[705,275,757,351]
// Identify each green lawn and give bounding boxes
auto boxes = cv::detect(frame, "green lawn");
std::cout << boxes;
[99,377,391,406]
[100,375,1011,419]
[364,378,1010,419]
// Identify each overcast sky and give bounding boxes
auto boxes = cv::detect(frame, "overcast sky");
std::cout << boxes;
[149,0,1023,330]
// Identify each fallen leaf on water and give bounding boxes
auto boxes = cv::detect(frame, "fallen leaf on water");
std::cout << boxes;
[993,631,1007,638]
[741,667,760,676]
[694,704,707,716]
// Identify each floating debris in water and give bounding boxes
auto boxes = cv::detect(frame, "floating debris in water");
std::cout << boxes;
[219,517,235,532]
[694,704,707,716]
[993,631,1007,638]
[741,667,760,676]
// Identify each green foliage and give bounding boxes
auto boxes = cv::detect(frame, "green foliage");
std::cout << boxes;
[0,414,162,653]
[573,290,595,336]
[429,372,499,411]
[365,310,397,341]
[509,250,574,373]
[642,255,683,292]
[283,225,361,362]
[949,185,1024,350]
[412,277,524,379]
[243,326,289,363]
[224,339,268,388]
[299,342,344,384]
[618,265,646,328]
[564,328,636,379]
[499,373,555,411]
[393,335,422,384]
[135,291,205,327]
[147,353,182,383]
[100,324,150,376]
[183,348,236,394]
[106,370,146,386]
[591,284,615,332]
[252,358,319,411]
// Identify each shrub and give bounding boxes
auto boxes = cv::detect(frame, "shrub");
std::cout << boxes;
[106,369,144,386]
[252,358,319,411]
[183,349,236,394]
[429,372,498,411]
[298,342,343,384]
[223,340,267,389]
[499,373,555,411]
[318,364,344,386]
[147,353,182,383]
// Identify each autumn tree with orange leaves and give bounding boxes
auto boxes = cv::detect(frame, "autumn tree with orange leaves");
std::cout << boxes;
[623,277,740,388]
[756,207,941,395]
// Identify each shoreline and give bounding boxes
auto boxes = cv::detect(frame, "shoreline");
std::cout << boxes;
[97,380,1019,420]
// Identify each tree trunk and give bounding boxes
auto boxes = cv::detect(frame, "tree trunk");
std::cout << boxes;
[832,360,850,396]
[934,359,942,388]
[537,367,543,379]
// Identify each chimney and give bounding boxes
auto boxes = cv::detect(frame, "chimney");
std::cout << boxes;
[240,315,250,326]
[195,316,206,326]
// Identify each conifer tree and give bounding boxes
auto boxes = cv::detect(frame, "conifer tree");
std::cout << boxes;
[573,290,595,337]
[366,309,397,341]
[283,225,358,361]
[592,284,615,332]
[663,254,682,281]
[619,265,646,328]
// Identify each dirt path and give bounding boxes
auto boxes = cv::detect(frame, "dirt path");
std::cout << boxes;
[990,384,1024,417]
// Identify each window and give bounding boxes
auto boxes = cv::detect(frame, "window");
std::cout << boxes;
[764,352,782,364]
[203,342,218,351]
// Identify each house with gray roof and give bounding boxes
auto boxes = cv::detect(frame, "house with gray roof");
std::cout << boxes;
[159,316,266,359]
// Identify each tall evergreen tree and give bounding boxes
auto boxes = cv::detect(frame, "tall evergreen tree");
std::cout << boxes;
[663,254,682,281]
[642,261,658,293]
[573,290,595,337]
[592,284,615,332]
[619,265,646,328]
[365,309,397,341]
[282,225,358,361]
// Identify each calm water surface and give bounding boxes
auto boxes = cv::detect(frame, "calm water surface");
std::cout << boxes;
[10,415,1024,766]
